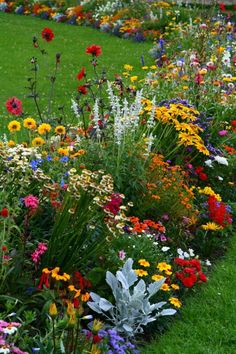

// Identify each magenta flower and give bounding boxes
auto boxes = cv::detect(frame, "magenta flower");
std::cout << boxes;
[31,243,47,264]
[218,130,228,136]
[23,195,39,209]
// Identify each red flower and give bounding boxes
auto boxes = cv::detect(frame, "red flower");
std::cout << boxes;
[38,272,50,289]
[77,85,88,95]
[2,246,7,252]
[86,44,102,57]
[195,166,203,174]
[181,274,197,288]
[77,67,86,80]
[231,120,236,127]
[199,271,207,282]
[219,3,226,11]
[42,28,54,42]
[199,172,208,181]
[1,208,9,218]
[207,196,232,227]
[93,335,102,344]
[5,97,22,116]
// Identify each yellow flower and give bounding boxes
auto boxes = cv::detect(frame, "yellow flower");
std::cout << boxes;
[32,137,45,147]
[165,270,173,276]
[152,274,164,282]
[138,259,150,267]
[49,303,58,317]
[169,297,182,308]
[58,147,69,156]
[157,262,172,272]
[124,64,133,71]
[55,125,66,135]
[130,76,138,82]
[67,301,76,316]
[201,222,223,231]
[142,66,149,70]
[171,284,180,290]
[81,292,90,302]
[68,313,77,327]
[51,267,70,281]
[7,140,15,147]
[92,319,104,332]
[8,120,21,132]
[135,269,148,277]
[68,285,81,298]
[198,187,221,201]
[160,283,170,291]
[23,117,37,130]
[38,123,51,135]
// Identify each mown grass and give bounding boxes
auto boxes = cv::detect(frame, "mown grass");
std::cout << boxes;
[141,235,236,354]
[0,12,153,130]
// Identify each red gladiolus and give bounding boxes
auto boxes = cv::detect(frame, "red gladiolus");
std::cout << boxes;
[5,97,22,116]
[42,28,54,42]
[77,67,86,80]
[77,85,88,95]
[1,208,9,218]
[86,44,102,57]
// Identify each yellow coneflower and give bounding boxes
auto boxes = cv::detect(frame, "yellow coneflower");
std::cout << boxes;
[55,125,66,135]
[32,137,45,147]
[23,117,37,130]
[38,123,51,135]
[8,120,21,132]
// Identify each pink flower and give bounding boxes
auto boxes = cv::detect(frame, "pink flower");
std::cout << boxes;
[23,195,39,209]
[118,250,126,260]
[31,242,47,264]
[218,130,228,136]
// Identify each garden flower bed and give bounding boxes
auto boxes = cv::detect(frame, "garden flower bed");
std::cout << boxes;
[0,1,236,353]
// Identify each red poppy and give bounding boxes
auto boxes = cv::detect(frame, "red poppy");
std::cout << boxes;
[86,44,102,57]
[1,208,9,218]
[5,97,22,116]
[42,28,54,42]
[77,85,88,95]
[77,67,86,80]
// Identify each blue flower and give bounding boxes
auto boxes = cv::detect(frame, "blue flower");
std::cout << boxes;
[60,156,69,163]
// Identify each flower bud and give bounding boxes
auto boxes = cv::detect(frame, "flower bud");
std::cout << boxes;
[49,303,57,318]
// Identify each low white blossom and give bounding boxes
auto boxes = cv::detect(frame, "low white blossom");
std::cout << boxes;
[214,155,228,166]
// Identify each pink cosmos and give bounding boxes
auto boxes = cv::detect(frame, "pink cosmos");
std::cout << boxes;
[23,195,39,209]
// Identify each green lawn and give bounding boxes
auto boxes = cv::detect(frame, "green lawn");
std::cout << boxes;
[0,12,152,130]
[141,235,236,354]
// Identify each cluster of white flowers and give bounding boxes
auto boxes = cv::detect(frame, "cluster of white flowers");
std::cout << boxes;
[205,155,229,168]
[93,0,123,19]
[107,82,143,145]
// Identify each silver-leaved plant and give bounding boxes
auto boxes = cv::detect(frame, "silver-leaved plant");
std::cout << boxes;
[87,258,176,336]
